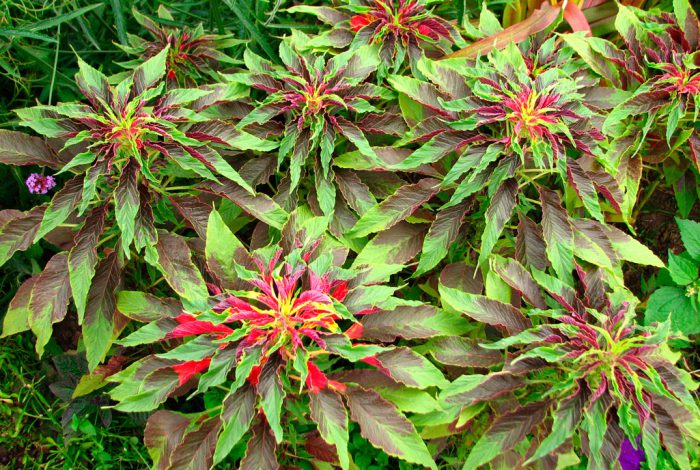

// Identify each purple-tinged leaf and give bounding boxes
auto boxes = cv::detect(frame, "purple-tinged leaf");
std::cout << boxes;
[287,5,350,24]
[374,347,449,389]
[441,372,525,406]
[239,154,276,188]
[132,46,168,96]
[347,178,440,238]
[240,419,278,470]
[0,130,62,169]
[416,200,470,275]
[309,389,350,470]
[439,263,483,295]
[438,285,531,335]
[134,182,157,250]
[28,253,72,356]
[539,187,575,286]
[35,175,84,241]
[527,389,586,464]
[478,179,518,268]
[169,195,213,240]
[335,170,376,216]
[115,160,140,254]
[205,208,248,289]
[145,231,209,311]
[426,336,502,368]
[0,205,47,266]
[566,158,604,222]
[360,305,469,342]
[202,180,288,230]
[1,275,37,337]
[345,387,437,469]
[257,355,285,443]
[144,411,192,470]
[353,221,428,268]
[213,384,257,465]
[515,214,547,271]
[463,400,550,470]
[69,206,107,321]
[84,251,122,371]
[116,290,182,322]
[168,417,221,470]
[491,257,547,309]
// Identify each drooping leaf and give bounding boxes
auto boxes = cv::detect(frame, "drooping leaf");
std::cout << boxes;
[168,417,221,470]
[144,411,192,470]
[83,252,122,371]
[240,420,279,470]
[360,305,469,342]
[374,347,449,389]
[345,387,437,469]
[309,389,350,470]
[478,179,518,268]
[213,384,257,464]
[539,187,574,286]
[417,200,470,275]
[347,178,440,238]
[69,206,107,322]
[114,159,140,254]
[35,175,84,241]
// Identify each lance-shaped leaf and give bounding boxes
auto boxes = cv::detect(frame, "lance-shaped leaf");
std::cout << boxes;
[28,253,72,356]
[205,208,248,288]
[516,214,547,270]
[439,285,531,335]
[0,206,46,267]
[310,389,350,470]
[526,389,586,464]
[374,347,449,389]
[441,372,525,406]
[240,420,278,470]
[360,305,469,342]
[0,130,62,168]
[478,179,518,268]
[416,200,470,275]
[257,356,285,443]
[1,276,37,337]
[145,231,209,311]
[491,256,547,309]
[426,336,502,368]
[114,160,140,255]
[84,252,122,371]
[213,384,257,464]
[35,175,84,241]
[144,411,192,470]
[345,387,437,469]
[463,400,551,470]
[167,417,221,470]
[335,170,377,216]
[566,158,604,222]
[352,222,427,268]
[539,187,574,286]
[347,178,440,238]
[202,180,288,230]
[116,291,182,322]
[69,206,107,322]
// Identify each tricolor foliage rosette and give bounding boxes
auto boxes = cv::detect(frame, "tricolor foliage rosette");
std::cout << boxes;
[437,257,700,469]
[292,0,463,75]
[109,209,449,469]
[231,39,407,216]
[118,7,244,87]
[14,46,273,254]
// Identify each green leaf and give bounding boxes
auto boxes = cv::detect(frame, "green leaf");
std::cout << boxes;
[1,276,36,337]
[540,187,574,286]
[345,387,437,469]
[438,285,531,335]
[478,178,518,268]
[309,389,350,470]
[526,391,584,464]
[677,218,700,260]
[114,161,140,255]
[417,200,470,275]
[668,252,698,286]
[116,291,181,322]
[463,401,550,470]
[213,384,256,464]
[360,305,470,342]
[205,208,247,287]
[69,207,107,322]
[347,178,440,238]
[257,357,285,443]
[132,46,169,95]
[204,181,288,230]
[0,206,46,267]
[83,252,121,371]
[566,158,604,222]
[28,253,71,356]
[645,286,700,335]
[375,347,449,389]
[145,231,210,311]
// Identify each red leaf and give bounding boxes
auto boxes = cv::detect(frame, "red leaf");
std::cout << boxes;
[173,357,212,386]
[306,361,329,393]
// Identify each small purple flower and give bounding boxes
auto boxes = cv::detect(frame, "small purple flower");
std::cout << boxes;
[26,173,56,195]
[620,436,645,470]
